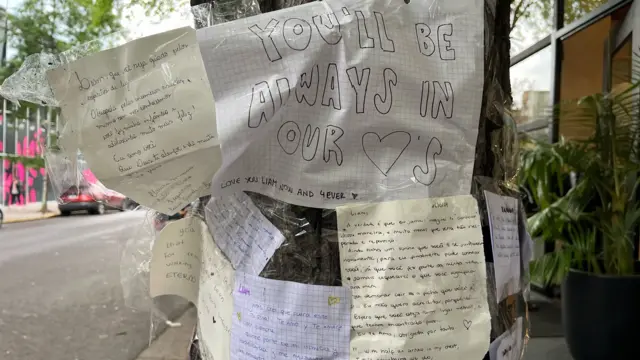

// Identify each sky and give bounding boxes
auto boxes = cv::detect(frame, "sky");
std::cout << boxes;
[0,0,551,111]
[2,0,192,59]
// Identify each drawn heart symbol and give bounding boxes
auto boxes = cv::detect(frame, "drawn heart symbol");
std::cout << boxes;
[463,319,472,330]
[362,131,411,176]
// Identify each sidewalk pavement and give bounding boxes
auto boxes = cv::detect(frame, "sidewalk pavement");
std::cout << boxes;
[523,291,572,360]
[135,307,196,360]
[1,201,60,224]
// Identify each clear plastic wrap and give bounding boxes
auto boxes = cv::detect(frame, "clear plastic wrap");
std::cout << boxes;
[43,148,137,211]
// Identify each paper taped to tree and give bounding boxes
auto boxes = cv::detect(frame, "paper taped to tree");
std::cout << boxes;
[47,27,222,214]
[197,0,484,208]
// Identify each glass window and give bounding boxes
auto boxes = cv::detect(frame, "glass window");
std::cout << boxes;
[612,35,632,88]
[510,46,553,126]
[564,0,609,25]
[510,1,553,55]
[522,127,550,142]
[559,16,611,140]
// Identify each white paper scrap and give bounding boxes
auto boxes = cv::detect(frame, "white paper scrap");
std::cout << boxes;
[230,272,351,360]
[197,223,236,360]
[490,317,524,360]
[150,217,203,304]
[337,195,491,360]
[47,27,222,214]
[484,191,521,302]
[518,200,534,272]
[197,0,484,208]
[205,192,285,274]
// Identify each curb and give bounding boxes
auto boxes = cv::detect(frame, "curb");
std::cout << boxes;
[4,212,59,224]
[135,307,197,360]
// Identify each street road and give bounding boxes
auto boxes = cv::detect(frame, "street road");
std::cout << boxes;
[0,211,188,360]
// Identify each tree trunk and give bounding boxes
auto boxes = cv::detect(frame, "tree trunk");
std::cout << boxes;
[190,1,513,358]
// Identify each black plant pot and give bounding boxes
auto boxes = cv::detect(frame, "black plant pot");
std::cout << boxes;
[562,268,640,360]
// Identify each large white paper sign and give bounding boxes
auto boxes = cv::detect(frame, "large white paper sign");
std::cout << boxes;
[197,0,483,208]
[337,195,491,360]
[48,27,222,214]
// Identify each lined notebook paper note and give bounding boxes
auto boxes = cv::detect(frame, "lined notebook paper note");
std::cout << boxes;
[230,272,351,360]
[205,192,285,274]
[337,195,491,360]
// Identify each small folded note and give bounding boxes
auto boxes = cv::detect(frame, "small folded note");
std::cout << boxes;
[490,317,524,360]
[205,192,285,275]
[47,27,222,214]
[484,191,521,302]
[150,217,203,304]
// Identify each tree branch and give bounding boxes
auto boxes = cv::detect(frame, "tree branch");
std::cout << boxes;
[510,0,532,33]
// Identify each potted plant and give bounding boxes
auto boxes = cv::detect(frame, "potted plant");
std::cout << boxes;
[518,79,640,360]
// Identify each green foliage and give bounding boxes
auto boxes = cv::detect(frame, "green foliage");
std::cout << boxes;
[1,0,122,82]
[1,153,44,168]
[519,72,640,284]
[124,0,186,18]
[511,0,608,34]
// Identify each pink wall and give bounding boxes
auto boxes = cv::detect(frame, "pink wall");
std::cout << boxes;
[1,128,47,205]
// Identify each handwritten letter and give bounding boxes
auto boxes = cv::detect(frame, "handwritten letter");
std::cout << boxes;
[490,317,524,360]
[484,191,521,302]
[198,224,236,360]
[205,192,285,274]
[230,272,351,360]
[337,195,491,360]
[150,217,203,304]
[47,27,222,214]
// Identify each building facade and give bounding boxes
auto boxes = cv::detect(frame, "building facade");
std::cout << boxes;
[511,0,638,141]
[0,101,58,206]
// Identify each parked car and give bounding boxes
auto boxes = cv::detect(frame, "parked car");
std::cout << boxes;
[58,184,127,216]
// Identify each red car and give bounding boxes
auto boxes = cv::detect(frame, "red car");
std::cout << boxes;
[58,184,128,216]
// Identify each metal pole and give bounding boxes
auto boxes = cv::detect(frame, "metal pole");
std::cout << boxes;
[25,107,30,156]
[0,0,9,67]
[13,103,17,155]
[1,98,5,206]
[1,99,5,152]
[25,107,29,203]
[549,0,565,145]
[36,107,41,154]
[46,108,51,148]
